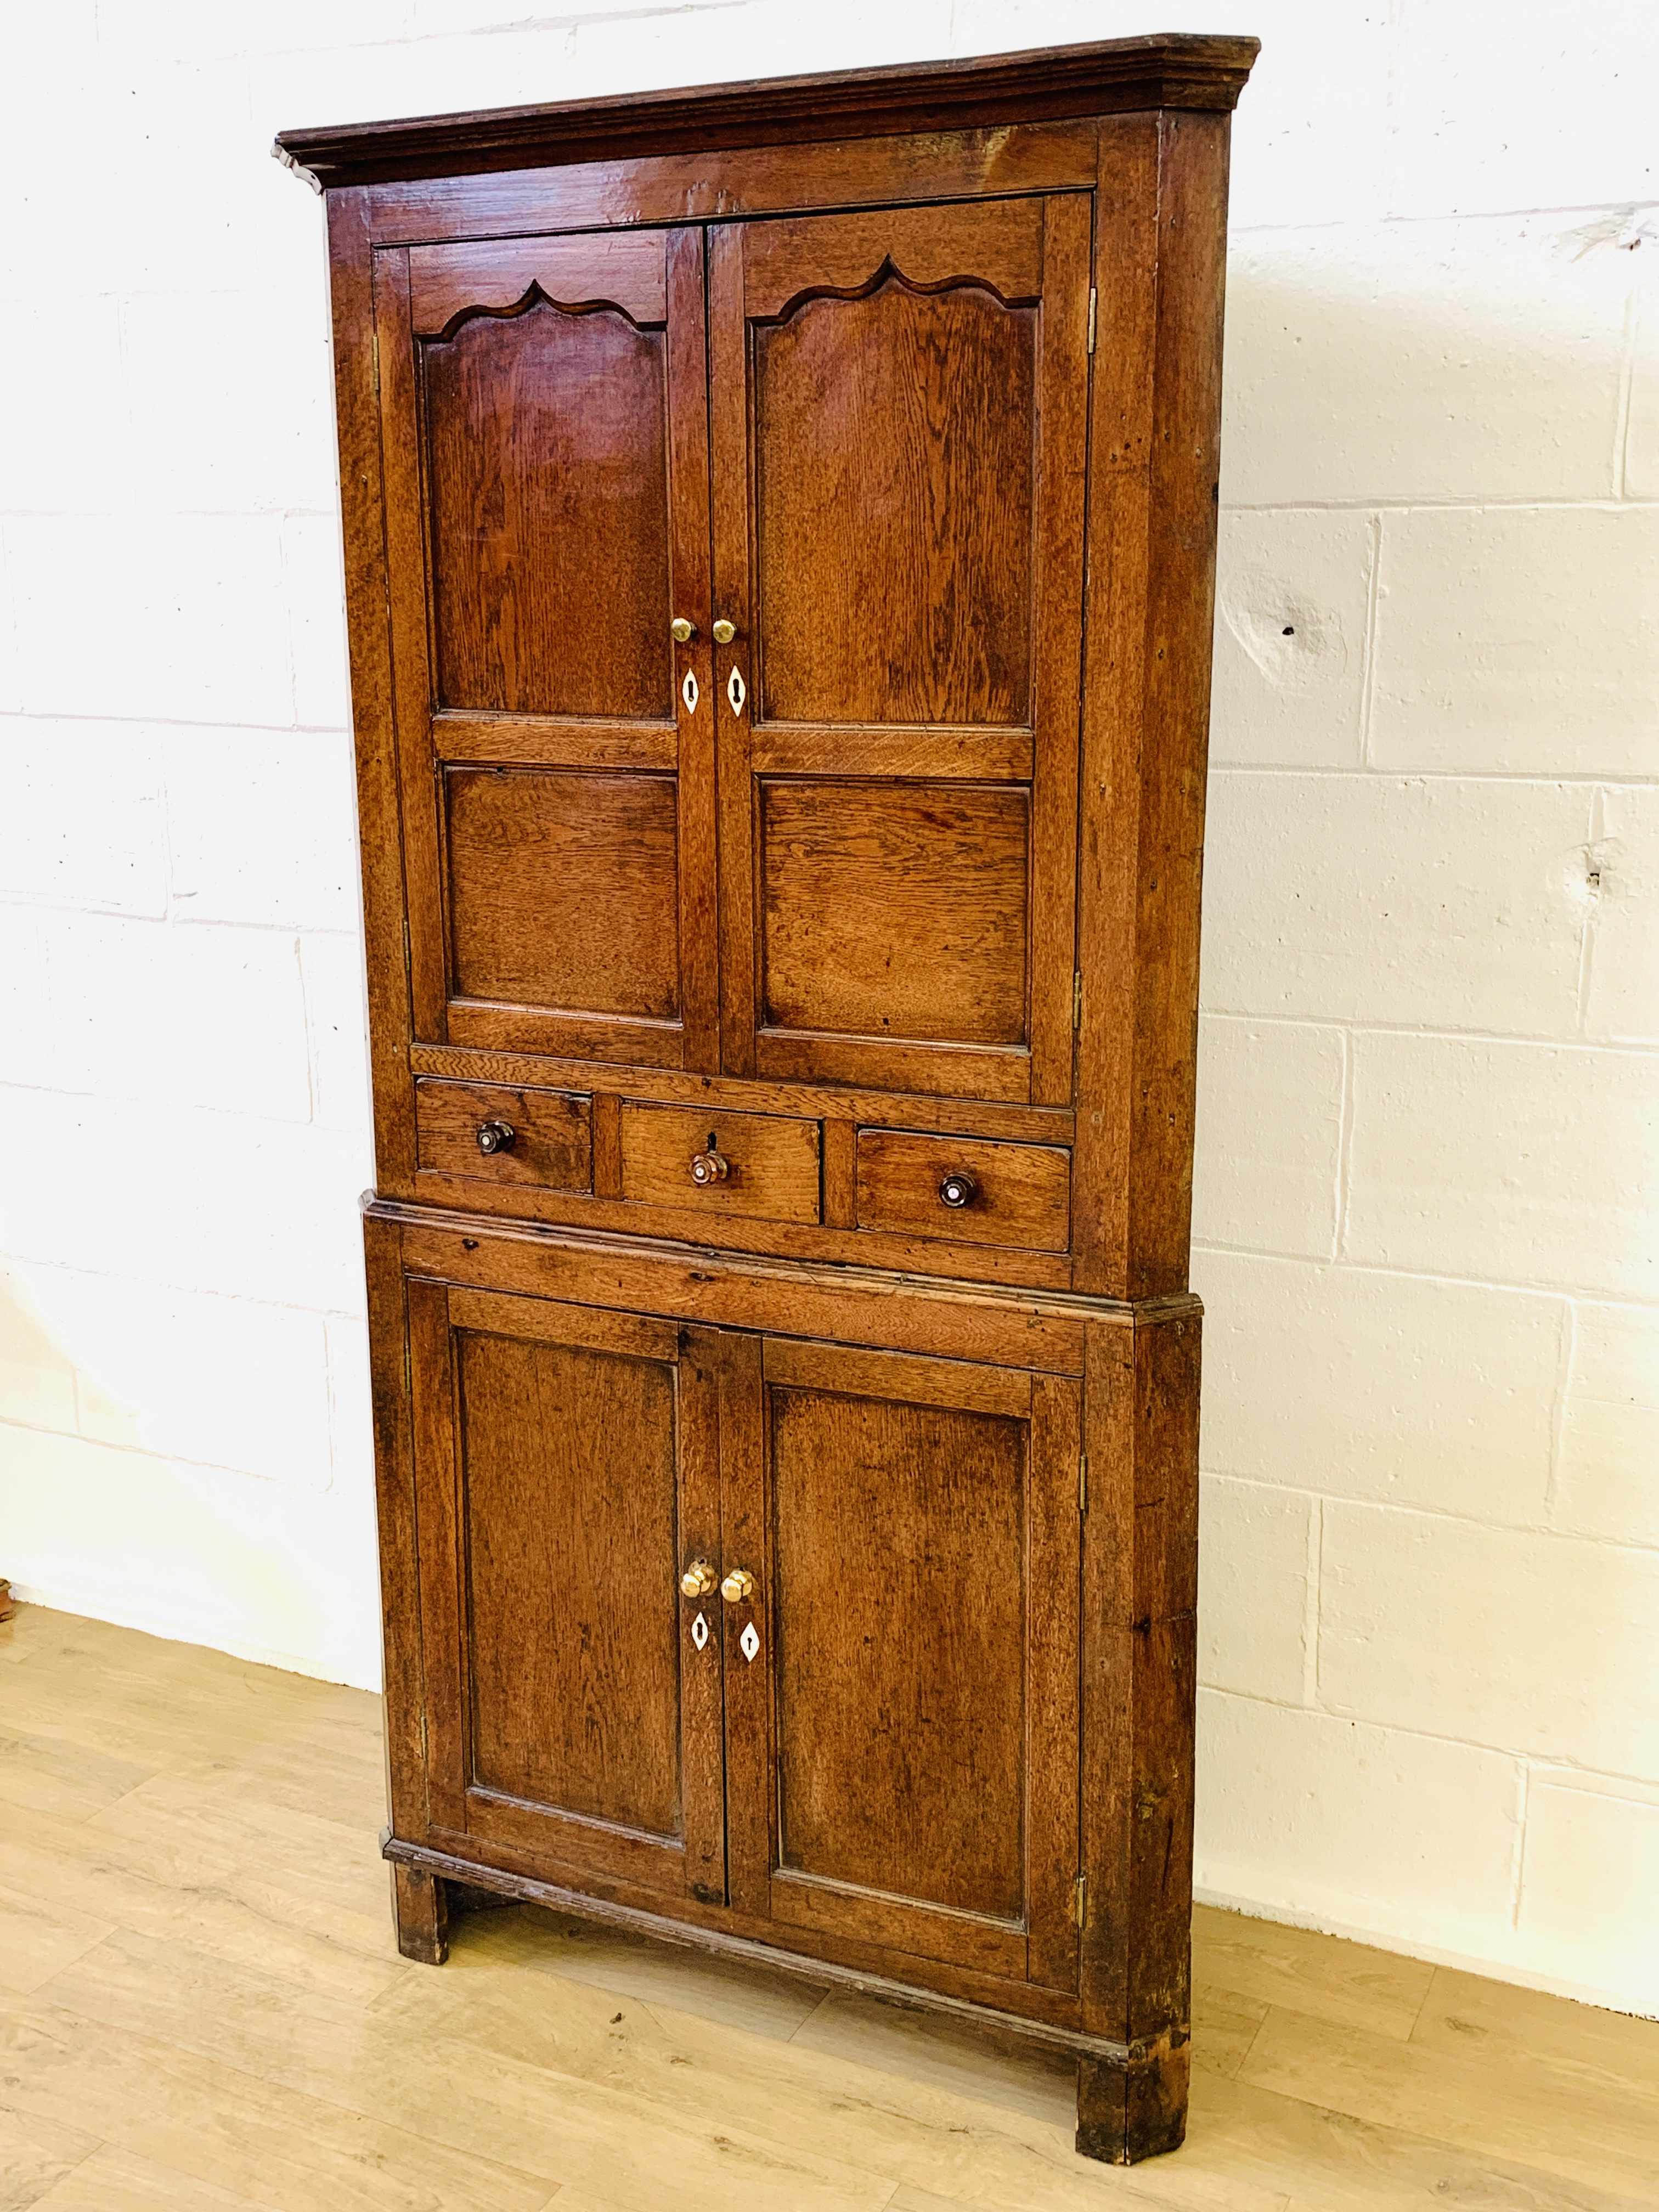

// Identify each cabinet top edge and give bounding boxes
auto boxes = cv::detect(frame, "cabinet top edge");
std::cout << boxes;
[274,33,1260,191]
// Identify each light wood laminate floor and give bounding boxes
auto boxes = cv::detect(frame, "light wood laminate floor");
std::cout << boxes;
[2,1601,1657,2211]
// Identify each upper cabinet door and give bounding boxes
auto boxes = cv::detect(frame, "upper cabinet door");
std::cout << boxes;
[710,197,1091,1105]
[376,228,718,1071]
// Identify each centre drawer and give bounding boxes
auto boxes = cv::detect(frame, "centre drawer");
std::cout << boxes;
[619,1102,822,1223]
[855,1128,1071,1252]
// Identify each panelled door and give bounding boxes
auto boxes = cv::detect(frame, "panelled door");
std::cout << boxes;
[409,1288,1082,1995]
[721,1335,1084,1991]
[709,195,1092,1105]
[375,229,718,1070]
[408,1282,726,1905]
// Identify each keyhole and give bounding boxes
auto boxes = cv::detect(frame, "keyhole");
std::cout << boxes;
[708,1131,718,1152]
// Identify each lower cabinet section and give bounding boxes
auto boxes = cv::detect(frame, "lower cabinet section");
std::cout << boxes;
[367,1201,1201,2164]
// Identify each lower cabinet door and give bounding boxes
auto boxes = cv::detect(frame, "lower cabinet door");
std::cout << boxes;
[408,1281,726,1906]
[722,1336,1084,1994]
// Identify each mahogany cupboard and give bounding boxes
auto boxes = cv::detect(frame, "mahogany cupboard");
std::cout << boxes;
[279,31,1257,2164]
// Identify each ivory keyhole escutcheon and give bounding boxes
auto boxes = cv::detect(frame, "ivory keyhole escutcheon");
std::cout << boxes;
[681,669,699,715]
[726,667,746,716]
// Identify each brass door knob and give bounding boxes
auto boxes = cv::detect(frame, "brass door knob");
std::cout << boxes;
[712,618,737,645]
[670,617,697,643]
[720,1567,755,1604]
[476,1119,516,1155]
[680,1560,718,1598]
[689,1138,729,1187]
[939,1171,977,1208]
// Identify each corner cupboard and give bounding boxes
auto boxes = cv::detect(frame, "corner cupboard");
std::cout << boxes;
[279,30,1257,2163]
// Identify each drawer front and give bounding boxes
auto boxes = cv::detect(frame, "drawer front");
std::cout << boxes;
[415,1079,592,1191]
[620,1103,821,1224]
[855,1130,1071,1252]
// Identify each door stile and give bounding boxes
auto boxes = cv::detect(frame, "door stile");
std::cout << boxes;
[717,1326,772,1912]
[1028,194,1091,1105]
[666,228,719,1075]
[373,249,450,1045]
[1027,1370,1084,1990]
[676,1323,729,1903]
[708,223,759,1077]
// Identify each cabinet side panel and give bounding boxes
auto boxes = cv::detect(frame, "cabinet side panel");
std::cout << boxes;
[1073,116,1157,1297]
[1127,112,1230,1300]
[1075,110,1232,1297]
[329,189,414,1195]
[366,1214,424,1836]
[1126,1309,1199,2042]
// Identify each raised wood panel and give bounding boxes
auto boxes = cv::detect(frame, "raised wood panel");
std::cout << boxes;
[425,298,672,720]
[757,779,1029,1048]
[444,768,680,1019]
[855,1128,1071,1254]
[769,1378,1028,1923]
[455,1324,681,1833]
[415,1077,592,1191]
[753,280,1036,727]
[618,1102,821,1224]
[409,230,668,334]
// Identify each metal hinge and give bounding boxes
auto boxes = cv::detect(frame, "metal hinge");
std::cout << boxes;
[1087,287,1097,355]
[1074,1871,1088,1928]
[1073,970,1084,1031]
[1078,1451,1088,1516]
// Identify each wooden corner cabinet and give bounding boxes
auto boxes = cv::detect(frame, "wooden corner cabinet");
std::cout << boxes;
[281,30,1256,2165]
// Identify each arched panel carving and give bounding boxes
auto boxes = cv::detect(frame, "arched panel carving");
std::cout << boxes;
[743,198,1043,322]
[410,230,668,335]
[424,296,672,718]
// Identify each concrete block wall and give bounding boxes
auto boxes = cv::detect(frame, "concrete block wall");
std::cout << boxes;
[1,1,1654,2013]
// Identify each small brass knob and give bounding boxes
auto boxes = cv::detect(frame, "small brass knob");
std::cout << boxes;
[670,617,697,644]
[476,1119,516,1156]
[939,1171,977,1209]
[680,1560,718,1598]
[689,1137,729,1187]
[712,618,736,645]
[721,1567,755,1604]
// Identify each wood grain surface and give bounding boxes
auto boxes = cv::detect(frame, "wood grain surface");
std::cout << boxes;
[7,1598,1652,2212]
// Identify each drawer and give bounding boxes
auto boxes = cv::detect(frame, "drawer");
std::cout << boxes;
[619,1103,821,1223]
[415,1079,591,1190]
[855,1129,1071,1252]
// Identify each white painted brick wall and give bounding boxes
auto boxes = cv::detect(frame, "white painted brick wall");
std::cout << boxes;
[1,0,1656,2015]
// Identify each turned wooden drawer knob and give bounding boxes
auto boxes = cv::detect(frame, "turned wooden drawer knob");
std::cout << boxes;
[720,1566,755,1604]
[679,1560,718,1598]
[689,1138,729,1187]
[938,1171,977,1209]
[475,1119,516,1156]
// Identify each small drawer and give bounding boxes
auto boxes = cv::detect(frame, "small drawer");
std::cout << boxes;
[855,1129,1071,1252]
[620,1102,821,1223]
[416,1079,591,1191]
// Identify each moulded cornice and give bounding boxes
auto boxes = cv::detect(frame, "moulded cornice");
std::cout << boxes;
[274,33,1260,191]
